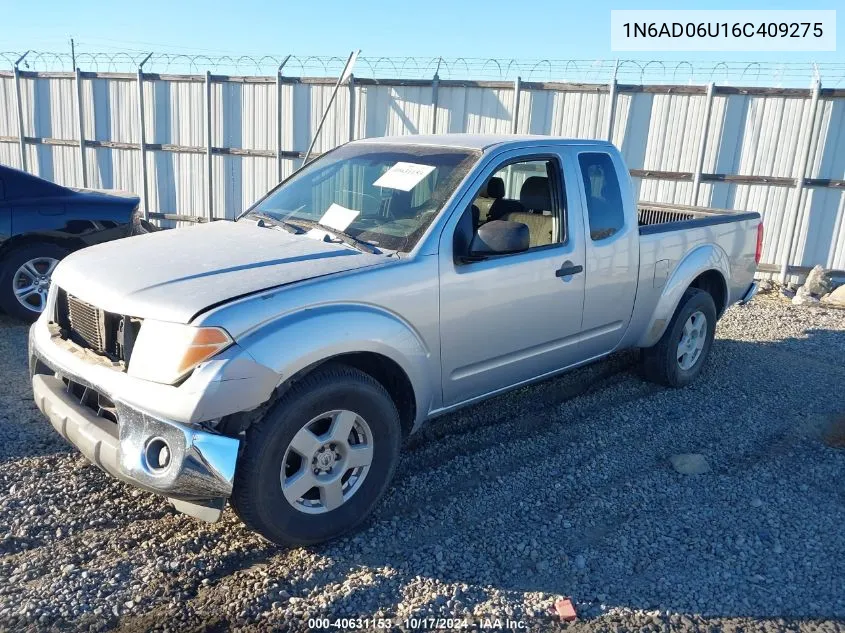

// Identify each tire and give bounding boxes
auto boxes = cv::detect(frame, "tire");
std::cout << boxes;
[641,288,717,388]
[230,363,402,546]
[0,243,69,322]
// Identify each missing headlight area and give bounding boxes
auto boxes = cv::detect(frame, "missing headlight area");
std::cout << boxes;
[54,288,142,368]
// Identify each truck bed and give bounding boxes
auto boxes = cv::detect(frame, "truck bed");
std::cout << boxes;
[625,201,761,350]
[637,201,743,230]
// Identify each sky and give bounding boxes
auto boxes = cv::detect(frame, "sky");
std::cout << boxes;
[0,0,842,67]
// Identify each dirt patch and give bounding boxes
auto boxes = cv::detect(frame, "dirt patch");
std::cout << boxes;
[823,415,845,449]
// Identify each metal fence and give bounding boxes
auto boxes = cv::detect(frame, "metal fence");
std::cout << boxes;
[4,51,845,86]
[1,51,844,279]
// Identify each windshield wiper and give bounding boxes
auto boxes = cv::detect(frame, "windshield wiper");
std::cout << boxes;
[249,212,303,234]
[287,219,381,254]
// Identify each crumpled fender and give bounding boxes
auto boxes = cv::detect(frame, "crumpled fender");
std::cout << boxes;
[636,244,730,348]
[236,302,434,427]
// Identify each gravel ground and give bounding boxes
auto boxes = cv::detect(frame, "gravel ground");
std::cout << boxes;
[1,292,844,632]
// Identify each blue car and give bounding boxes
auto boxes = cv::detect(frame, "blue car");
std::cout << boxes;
[0,164,152,321]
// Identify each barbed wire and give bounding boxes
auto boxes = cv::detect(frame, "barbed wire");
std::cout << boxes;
[1,50,843,87]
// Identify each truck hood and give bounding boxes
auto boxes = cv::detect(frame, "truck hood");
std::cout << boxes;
[51,220,388,324]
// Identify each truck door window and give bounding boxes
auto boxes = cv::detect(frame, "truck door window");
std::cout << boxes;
[465,158,563,250]
[578,153,624,241]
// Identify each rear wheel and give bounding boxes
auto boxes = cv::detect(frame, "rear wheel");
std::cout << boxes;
[0,243,68,322]
[231,363,402,545]
[641,288,717,388]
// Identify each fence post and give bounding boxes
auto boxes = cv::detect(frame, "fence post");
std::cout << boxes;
[348,73,356,142]
[779,79,822,283]
[205,70,214,220]
[74,67,88,187]
[431,61,441,134]
[136,53,153,220]
[511,76,521,134]
[13,51,29,172]
[276,55,290,183]
[605,60,619,141]
[690,81,715,206]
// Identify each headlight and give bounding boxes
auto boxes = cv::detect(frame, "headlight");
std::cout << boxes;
[127,320,233,385]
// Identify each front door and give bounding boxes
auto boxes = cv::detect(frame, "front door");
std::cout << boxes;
[438,151,586,406]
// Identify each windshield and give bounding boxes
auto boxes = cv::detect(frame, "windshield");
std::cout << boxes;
[243,143,479,252]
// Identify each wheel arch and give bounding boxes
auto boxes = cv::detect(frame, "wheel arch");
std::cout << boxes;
[637,244,730,348]
[228,303,434,436]
[277,352,416,439]
[0,233,80,264]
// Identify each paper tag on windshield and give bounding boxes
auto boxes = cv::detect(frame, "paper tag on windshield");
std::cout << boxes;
[319,203,359,231]
[373,162,436,191]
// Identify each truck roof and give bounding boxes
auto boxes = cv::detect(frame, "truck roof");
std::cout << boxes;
[354,133,614,152]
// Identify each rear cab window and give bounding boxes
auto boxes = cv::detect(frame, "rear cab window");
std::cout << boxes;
[578,153,624,241]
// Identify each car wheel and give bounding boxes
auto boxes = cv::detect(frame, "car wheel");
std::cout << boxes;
[641,288,717,388]
[230,363,402,546]
[0,243,69,322]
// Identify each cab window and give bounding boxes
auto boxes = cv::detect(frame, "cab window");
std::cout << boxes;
[463,158,564,250]
[578,153,624,241]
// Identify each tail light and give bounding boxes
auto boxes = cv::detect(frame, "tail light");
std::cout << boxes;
[755,222,764,264]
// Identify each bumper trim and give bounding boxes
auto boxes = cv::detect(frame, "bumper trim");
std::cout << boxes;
[32,374,239,521]
[739,281,759,304]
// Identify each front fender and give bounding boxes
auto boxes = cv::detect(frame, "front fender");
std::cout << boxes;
[236,303,434,427]
[636,244,729,348]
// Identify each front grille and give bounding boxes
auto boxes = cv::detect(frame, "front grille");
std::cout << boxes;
[66,294,105,351]
[55,289,141,365]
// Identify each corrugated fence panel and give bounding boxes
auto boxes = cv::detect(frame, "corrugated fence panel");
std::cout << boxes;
[736,96,816,263]
[306,83,351,155]
[166,79,206,148]
[83,77,138,143]
[696,94,729,207]
[0,76,17,168]
[435,86,514,135]
[639,93,708,205]
[794,98,845,269]
[362,85,434,137]
[0,76,16,139]
[1,71,843,272]
[240,82,276,152]
[17,76,78,186]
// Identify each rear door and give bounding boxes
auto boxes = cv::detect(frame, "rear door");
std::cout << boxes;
[569,147,638,357]
[438,148,587,406]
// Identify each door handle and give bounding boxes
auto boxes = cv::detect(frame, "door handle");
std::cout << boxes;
[555,262,583,278]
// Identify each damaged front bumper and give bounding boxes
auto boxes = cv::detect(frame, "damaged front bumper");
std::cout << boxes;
[29,324,246,523]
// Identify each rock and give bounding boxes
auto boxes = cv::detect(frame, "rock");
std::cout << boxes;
[792,286,819,306]
[757,279,774,292]
[821,284,845,308]
[574,554,586,570]
[670,453,711,475]
[803,265,833,296]
[781,287,796,299]
[750,498,763,508]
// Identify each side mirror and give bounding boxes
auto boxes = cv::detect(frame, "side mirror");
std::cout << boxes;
[467,220,530,258]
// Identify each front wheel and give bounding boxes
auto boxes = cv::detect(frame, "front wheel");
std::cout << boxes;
[641,288,717,388]
[230,363,402,545]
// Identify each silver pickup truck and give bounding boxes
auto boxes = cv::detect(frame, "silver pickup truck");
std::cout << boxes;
[29,134,762,545]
